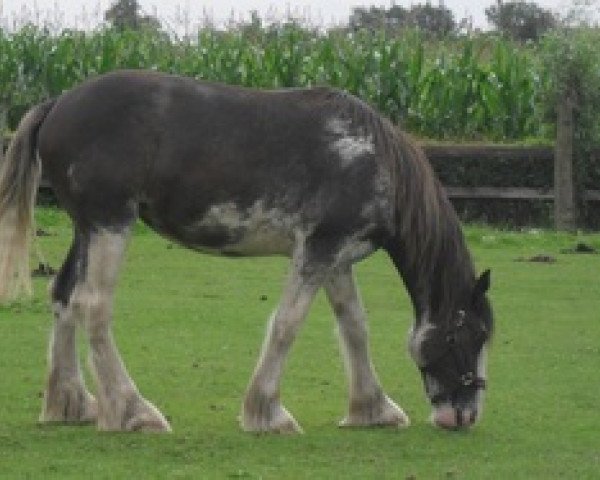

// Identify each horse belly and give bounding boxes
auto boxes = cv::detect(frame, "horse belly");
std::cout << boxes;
[145,200,298,257]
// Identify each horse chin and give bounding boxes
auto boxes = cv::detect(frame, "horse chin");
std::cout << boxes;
[430,403,481,430]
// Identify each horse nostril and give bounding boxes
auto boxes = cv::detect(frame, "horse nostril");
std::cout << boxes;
[469,409,478,424]
[455,408,464,427]
[459,408,478,427]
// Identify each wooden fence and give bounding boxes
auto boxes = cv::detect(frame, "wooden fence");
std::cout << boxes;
[2,133,597,229]
[424,143,600,202]
[425,144,555,201]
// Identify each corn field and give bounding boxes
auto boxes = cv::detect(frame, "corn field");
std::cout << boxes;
[0,24,547,141]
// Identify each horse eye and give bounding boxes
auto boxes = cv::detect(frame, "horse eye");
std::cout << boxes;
[478,325,489,341]
[460,372,474,386]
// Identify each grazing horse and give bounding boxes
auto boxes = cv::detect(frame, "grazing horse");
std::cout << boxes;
[0,70,493,433]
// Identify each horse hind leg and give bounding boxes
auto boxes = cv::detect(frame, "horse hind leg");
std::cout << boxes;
[76,225,171,432]
[40,234,97,424]
[324,266,409,428]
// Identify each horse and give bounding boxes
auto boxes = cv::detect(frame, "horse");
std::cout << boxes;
[0,70,493,433]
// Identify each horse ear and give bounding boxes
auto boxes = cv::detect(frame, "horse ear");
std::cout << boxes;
[472,269,491,303]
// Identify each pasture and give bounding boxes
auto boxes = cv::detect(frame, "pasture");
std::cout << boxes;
[0,206,599,479]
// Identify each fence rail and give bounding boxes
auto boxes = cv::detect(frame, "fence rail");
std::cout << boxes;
[445,186,554,200]
[2,135,598,219]
[421,143,600,204]
[423,144,555,161]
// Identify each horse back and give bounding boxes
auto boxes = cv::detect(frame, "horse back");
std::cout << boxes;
[38,70,393,256]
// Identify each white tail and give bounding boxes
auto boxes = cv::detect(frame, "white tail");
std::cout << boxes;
[0,100,54,301]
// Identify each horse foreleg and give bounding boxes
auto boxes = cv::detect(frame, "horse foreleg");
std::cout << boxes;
[241,252,322,434]
[79,228,170,432]
[325,266,410,428]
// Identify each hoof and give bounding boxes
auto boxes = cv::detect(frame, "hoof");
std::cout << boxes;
[39,382,98,425]
[124,413,172,433]
[339,394,410,428]
[97,395,171,432]
[241,402,303,434]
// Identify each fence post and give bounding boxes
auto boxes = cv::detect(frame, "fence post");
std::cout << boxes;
[0,104,6,163]
[554,92,576,231]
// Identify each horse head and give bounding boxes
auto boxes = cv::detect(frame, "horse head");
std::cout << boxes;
[409,270,493,429]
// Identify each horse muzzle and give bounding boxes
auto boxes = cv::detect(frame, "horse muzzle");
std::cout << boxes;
[431,404,480,430]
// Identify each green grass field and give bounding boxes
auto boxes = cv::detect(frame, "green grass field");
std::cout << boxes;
[1,207,599,479]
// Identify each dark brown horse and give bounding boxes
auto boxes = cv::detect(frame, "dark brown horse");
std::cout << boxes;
[0,70,493,432]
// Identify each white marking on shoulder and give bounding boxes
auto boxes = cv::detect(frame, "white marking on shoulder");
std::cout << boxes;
[326,117,374,167]
[327,118,351,136]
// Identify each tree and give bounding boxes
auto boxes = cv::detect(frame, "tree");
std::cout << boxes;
[104,0,161,32]
[485,1,556,42]
[540,27,600,226]
[349,2,456,37]
[407,3,455,37]
[348,6,390,31]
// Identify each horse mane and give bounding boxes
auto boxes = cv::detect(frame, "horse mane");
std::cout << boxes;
[326,89,476,319]
[391,134,476,318]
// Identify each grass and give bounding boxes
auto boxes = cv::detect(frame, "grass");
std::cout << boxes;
[1,207,599,479]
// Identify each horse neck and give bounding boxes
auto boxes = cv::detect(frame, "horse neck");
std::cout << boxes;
[388,181,476,325]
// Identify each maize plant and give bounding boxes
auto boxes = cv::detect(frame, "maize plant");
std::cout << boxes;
[0,24,547,141]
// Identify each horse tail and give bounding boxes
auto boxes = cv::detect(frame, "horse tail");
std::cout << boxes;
[0,99,55,301]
